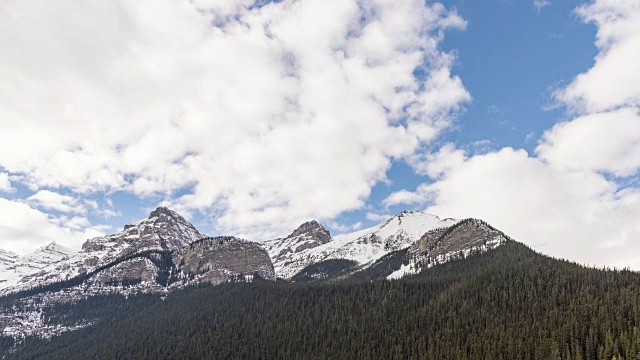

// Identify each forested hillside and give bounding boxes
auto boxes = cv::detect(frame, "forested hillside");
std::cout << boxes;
[4,242,640,360]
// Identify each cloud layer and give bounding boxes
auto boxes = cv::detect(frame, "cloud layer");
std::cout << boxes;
[0,0,469,250]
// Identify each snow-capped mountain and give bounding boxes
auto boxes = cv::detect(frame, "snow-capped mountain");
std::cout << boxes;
[261,220,332,275]
[0,243,75,291]
[0,207,276,339]
[18,242,75,267]
[263,211,459,279]
[0,207,274,296]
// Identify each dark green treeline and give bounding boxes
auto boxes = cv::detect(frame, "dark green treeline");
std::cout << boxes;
[4,242,640,360]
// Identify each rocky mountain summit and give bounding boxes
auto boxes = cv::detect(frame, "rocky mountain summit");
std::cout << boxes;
[261,220,332,276]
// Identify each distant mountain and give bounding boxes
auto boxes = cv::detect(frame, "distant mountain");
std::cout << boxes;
[281,216,511,283]
[0,243,75,291]
[263,211,460,279]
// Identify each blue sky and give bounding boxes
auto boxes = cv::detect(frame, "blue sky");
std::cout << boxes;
[348,0,600,228]
[1,0,640,269]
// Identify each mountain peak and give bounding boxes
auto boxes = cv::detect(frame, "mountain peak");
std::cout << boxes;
[289,220,331,241]
[19,241,75,266]
[38,241,74,255]
[149,206,181,219]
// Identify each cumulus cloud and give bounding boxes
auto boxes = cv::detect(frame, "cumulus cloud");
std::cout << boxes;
[0,173,13,193]
[536,108,640,177]
[26,190,87,215]
[0,0,469,240]
[0,198,106,254]
[555,0,640,113]
[365,212,394,222]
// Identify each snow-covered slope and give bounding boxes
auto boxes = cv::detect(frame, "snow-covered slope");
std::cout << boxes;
[262,220,332,274]
[0,249,18,267]
[19,242,75,267]
[264,211,459,279]
[0,243,75,291]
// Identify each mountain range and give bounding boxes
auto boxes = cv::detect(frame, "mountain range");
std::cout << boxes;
[2,207,640,359]
[0,207,509,339]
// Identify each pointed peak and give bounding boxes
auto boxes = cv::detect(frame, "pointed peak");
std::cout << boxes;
[149,206,180,218]
[390,210,441,220]
[289,220,331,240]
[396,210,416,217]
[38,241,75,255]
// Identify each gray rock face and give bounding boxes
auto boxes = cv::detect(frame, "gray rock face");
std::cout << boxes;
[82,206,203,256]
[177,236,275,284]
[289,221,331,244]
[408,218,511,260]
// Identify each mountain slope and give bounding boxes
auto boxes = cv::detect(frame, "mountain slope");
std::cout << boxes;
[0,243,75,291]
[6,242,640,360]
[0,250,18,267]
[264,211,458,279]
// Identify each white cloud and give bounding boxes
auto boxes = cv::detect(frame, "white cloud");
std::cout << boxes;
[385,147,640,269]
[326,220,363,233]
[365,212,393,222]
[536,107,640,177]
[26,190,86,215]
[0,198,106,254]
[0,0,469,240]
[555,0,640,113]
[534,0,551,12]
[0,173,14,193]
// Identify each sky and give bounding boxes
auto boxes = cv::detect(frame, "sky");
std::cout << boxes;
[1,0,639,269]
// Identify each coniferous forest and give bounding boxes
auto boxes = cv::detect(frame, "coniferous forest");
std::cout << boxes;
[3,242,640,359]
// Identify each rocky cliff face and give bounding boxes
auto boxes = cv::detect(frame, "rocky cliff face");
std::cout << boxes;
[178,236,275,284]
[386,218,512,279]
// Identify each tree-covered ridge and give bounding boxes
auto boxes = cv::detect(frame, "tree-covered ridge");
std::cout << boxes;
[4,242,640,359]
